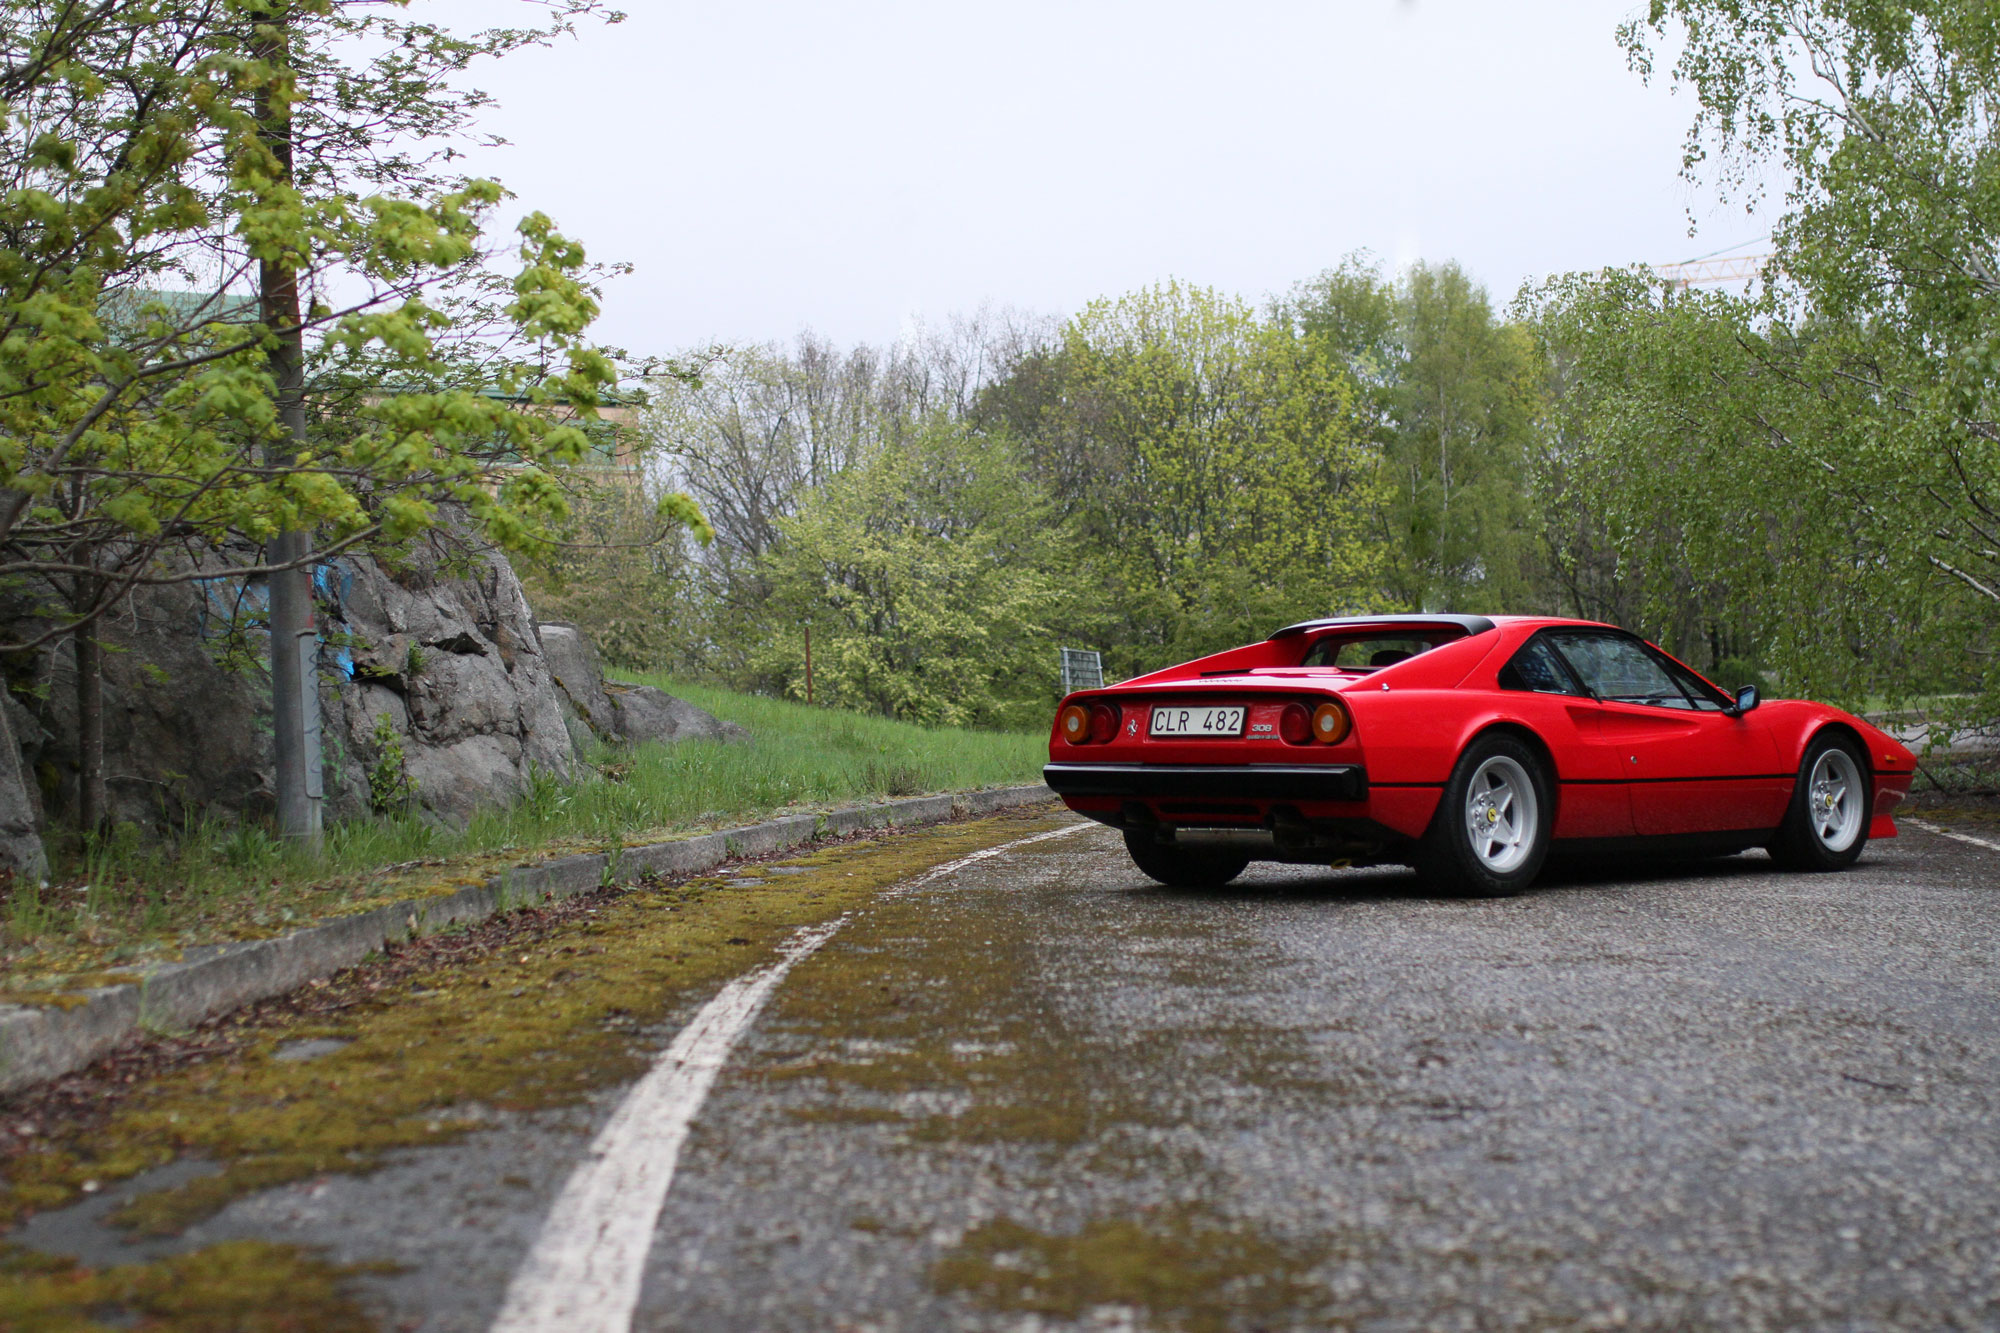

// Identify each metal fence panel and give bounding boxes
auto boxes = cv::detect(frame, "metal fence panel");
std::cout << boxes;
[1060,647,1104,695]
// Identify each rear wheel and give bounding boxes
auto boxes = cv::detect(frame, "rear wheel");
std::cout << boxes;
[1768,732,1870,871]
[1415,734,1553,898]
[1122,829,1249,888]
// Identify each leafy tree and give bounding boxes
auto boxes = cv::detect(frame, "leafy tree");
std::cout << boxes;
[1281,253,1400,425]
[755,420,1072,730]
[1,0,630,634]
[518,473,710,675]
[1386,264,1539,613]
[1548,0,2000,710]
[644,316,1049,687]
[0,0,687,847]
[1284,260,1540,615]
[1008,281,1388,677]
[1523,273,1928,695]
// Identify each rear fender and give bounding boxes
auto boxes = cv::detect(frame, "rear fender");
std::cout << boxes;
[1343,694,1553,786]
[1121,638,1295,685]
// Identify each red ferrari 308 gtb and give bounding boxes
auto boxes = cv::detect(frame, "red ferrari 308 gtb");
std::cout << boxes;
[1044,614,1917,897]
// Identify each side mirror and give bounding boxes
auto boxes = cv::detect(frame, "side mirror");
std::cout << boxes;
[1728,684,1760,716]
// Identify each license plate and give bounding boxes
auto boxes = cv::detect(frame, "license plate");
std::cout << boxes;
[1150,705,1245,737]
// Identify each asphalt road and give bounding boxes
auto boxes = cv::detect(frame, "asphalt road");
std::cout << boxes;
[24,816,2000,1331]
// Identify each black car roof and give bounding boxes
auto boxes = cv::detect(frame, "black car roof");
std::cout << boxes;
[1268,613,1498,640]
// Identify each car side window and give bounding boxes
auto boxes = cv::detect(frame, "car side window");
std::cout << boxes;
[1498,636,1584,695]
[1552,633,1691,708]
[1654,654,1728,711]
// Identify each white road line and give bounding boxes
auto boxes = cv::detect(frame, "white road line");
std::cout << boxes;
[488,821,1094,1333]
[1903,817,2000,854]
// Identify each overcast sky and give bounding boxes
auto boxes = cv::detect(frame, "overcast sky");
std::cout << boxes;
[422,0,1773,357]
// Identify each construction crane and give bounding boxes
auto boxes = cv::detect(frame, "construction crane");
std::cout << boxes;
[1648,253,1775,288]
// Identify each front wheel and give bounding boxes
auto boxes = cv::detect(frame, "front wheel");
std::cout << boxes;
[1415,734,1554,898]
[1122,829,1249,888]
[1768,732,1870,871]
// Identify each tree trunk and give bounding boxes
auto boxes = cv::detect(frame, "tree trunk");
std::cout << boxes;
[68,527,105,835]
[257,6,322,846]
[75,625,105,834]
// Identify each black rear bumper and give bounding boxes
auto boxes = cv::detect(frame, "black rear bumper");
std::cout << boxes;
[1042,762,1368,802]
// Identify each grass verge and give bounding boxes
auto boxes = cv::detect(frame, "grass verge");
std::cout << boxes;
[1,682,1044,988]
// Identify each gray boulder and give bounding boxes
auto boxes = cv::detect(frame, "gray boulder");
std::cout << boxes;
[533,622,746,749]
[603,682,749,746]
[535,622,618,746]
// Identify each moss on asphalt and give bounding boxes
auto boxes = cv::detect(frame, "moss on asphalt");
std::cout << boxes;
[0,1240,378,1332]
[743,834,1376,1328]
[2,810,1070,1244]
[931,1207,1334,1333]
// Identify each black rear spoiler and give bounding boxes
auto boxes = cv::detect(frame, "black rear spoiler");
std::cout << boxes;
[1270,613,1496,640]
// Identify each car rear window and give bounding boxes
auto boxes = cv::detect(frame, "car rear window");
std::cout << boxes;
[1300,632,1457,670]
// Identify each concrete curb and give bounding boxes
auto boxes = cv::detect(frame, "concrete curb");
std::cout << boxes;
[0,783,1055,1096]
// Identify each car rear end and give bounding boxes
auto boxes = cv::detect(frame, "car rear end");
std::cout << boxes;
[1045,681,1409,864]
[1043,618,1521,869]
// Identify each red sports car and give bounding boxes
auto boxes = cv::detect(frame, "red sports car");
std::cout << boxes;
[1044,614,1916,896]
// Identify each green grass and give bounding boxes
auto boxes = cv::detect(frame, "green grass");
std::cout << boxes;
[0,681,1046,982]
[619,672,1045,802]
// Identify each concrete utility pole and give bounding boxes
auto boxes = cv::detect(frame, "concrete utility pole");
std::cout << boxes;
[257,6,323,845]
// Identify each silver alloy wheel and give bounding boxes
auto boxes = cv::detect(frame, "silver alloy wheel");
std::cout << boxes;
[1464,754,1538,873]
[1808,746,1866,852]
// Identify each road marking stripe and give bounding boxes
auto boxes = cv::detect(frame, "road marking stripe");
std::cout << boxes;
[1903,817,2000,854]
[489,821,1093,1333]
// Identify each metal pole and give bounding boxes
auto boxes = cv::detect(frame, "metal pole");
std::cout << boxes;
[258,7,322,846]
[804,622,814,706]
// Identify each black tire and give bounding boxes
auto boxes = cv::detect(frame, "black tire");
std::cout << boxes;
[1122,829,1249,888]
[1768,731,1871,871]
[1414,733,1554,898]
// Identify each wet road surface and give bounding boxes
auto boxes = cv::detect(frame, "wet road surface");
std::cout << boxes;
[22,817,2000,1330]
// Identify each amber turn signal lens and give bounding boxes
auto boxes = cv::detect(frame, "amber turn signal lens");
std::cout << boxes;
[1279,703,1313,745]
[1059,704,1092,745]
[1311,701,1351,744]
[1089,702,1120,744]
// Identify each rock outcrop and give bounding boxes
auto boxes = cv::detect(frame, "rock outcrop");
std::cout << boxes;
[0,701,46,878]
[318,539,579,823]
[538,622,746,749]
[4,539,745,835]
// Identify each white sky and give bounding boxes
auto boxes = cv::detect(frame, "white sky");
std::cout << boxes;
[420,0,1772,357]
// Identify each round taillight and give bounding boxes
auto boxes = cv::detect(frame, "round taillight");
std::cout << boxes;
[1059,704,1092,745]
[1312,700,1351,745]
[1089,703,1120,744]
[1279,703,1312,745]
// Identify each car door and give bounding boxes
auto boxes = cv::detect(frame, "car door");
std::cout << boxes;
[1550,632,1785,837]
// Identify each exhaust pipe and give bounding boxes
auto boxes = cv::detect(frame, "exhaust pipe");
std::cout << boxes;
[1170,827,1279,851]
